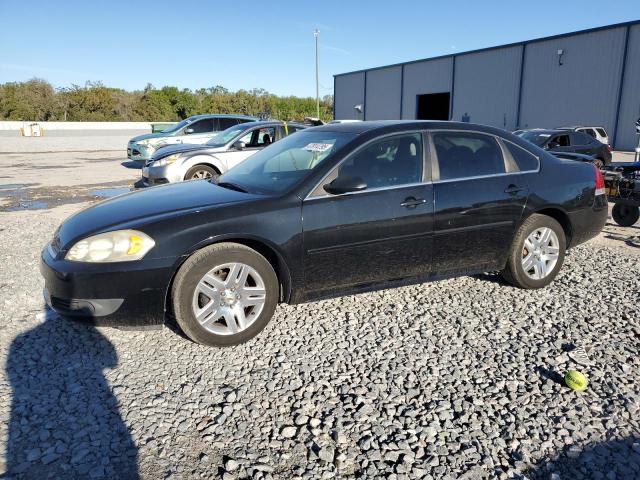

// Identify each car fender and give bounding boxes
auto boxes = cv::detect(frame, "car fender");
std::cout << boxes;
[180,154,225,178]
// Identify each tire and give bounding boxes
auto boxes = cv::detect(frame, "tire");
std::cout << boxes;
[171,243,278,346]
[185,164,219,181]
[612,203,640,227]
[501,214,566,289]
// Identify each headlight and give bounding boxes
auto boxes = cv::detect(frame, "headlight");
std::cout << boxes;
[152,153,180,167]
[65,230,155,263]
[138,140,156,150]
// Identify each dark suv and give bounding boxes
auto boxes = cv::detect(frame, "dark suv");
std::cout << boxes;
[514,129,612,167]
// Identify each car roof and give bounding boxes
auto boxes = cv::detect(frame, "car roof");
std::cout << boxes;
[517,128,566,135]
[311,120,511,136]
[188,114,258,120]
[557,125,606,130]
[231,120,308,129]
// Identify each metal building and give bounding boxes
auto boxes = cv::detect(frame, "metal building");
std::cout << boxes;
[333,20,640,151]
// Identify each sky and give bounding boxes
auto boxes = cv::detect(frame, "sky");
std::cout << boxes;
[0,1,638,98]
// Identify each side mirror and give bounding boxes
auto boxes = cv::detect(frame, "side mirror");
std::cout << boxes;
[233,140,246,150]
[185,128,194,135]
[323,175,367,195]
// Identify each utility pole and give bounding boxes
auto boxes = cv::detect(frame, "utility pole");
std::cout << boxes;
[314,29,320,119]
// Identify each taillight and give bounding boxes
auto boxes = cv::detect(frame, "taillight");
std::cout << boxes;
[607,144,612,152]
[593,164,605,196]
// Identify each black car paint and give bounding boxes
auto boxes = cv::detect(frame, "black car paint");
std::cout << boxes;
[41,121,607,327]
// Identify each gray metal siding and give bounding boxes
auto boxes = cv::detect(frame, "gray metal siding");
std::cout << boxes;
[365,66,402,120]
[451,46,522,130]
[401,58,453,119]
[519,27,627,137]
[334,73,365,120]
[615,24,640,151]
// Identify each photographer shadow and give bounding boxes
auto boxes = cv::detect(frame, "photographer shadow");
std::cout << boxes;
[4,311,139,479]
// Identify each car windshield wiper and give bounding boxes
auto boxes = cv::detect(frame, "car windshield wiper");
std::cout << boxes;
[215,181,249,193]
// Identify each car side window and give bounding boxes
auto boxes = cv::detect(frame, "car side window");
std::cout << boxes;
[596,128,607,138]
[583,128,597,138]
[335,133,423,189]
[217,118,237,131]
[503,141,539,172]
[187,119,214,134]
[570,132,591,145]
[239,128,276,148]
[433,132,505,180]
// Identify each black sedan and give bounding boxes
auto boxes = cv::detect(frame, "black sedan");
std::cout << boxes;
[41,121,608,346]
[514,128,612,166]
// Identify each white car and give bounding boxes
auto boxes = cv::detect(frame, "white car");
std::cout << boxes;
[140,121,308,186]
[127,114,257,162]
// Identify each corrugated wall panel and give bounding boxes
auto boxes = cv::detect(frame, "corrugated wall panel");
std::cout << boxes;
[451,46,522,130]
[519,27,626,136]
[401,58,453,119]
[365,67,402,120]
[615,24,640,151]
[334,73,365,120]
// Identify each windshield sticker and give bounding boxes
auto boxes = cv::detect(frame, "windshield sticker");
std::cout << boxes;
[303,143,333,152]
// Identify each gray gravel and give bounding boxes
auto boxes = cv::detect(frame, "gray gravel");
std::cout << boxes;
[1,202,639,479]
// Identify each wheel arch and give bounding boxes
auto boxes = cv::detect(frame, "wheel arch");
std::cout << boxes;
[182,155,224,180]
[527,207,573,247]
[164,235,293,320]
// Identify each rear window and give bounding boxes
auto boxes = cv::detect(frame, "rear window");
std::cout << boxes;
[504,141,539,172]
[433,132,505,180]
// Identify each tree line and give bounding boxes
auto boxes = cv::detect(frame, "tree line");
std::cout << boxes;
[0,79,334,122]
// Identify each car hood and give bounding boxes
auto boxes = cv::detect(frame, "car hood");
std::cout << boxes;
[56,180,260,249]
[152,142,224,159]
[129,132,168,143]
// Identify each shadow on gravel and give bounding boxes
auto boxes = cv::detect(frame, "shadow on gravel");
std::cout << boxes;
[523,437,640,479]
[5,312,139,479]
[121,161,143,169]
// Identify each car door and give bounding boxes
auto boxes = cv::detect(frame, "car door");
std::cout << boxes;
[547,133,571,153]
[176,118,216,145]
[222,126,277,170]
[302,132,433,294]
[569,132,595,155]
[430,130,530,275]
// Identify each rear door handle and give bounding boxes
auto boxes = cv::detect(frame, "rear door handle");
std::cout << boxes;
[504,185,523,195]
[401,197,427,208]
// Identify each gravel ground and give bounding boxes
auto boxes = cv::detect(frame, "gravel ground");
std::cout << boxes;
[0,152,639,479]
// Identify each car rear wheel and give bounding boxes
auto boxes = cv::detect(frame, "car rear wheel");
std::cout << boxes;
[612,203,640,227]
[185,164,219,181]
[501,214,566,289]
[171,243,278,346]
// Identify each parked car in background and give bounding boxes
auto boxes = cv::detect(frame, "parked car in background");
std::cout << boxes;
[514,128,612,167]
[140,121,308,186]
[42,121,607,346]
[558,126,610,145]
[127,114,257,162]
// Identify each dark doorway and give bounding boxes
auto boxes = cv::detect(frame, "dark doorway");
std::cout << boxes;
[416,92,450,120]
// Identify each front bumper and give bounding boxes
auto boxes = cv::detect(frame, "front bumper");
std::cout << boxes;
[40,245,178,326]
[127,141,155,161]
[140,162,183,187]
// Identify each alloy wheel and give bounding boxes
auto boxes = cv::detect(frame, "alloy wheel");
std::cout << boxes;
[191,262,266,335]
[521,227,560,280]
[191,170,212,179]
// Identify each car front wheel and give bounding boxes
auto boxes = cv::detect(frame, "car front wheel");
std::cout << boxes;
[171,243,279,346]
[501,214,566,289]
[185,164,219,181]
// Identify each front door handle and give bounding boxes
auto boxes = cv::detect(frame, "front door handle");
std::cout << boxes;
[401,197,427,208]
[504,185,523,195]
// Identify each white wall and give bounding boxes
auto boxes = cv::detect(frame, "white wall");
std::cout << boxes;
[0,121,154,131]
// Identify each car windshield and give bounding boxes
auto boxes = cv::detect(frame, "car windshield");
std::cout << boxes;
[161,118,196,134]
[515,131,552,147]
[218,130,357,194]
[206,125,249,146]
